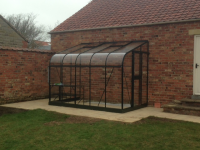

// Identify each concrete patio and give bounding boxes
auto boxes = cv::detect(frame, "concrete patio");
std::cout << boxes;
[2,99,200,123]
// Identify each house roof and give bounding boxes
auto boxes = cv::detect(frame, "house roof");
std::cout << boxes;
[34,41,51,50]
[0,15,29,42]
[50,0,200,33]
[35,40,51,46]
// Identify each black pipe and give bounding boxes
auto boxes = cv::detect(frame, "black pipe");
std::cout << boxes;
[131,52,134,107]
[121,65,124,110]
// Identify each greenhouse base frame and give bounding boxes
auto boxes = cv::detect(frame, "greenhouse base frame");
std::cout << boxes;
[49,101,148,113]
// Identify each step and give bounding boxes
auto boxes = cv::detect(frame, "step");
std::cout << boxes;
[191,95,200,100]
[162,103,200,116]
[181,99,200,107]
[174,100,182,104]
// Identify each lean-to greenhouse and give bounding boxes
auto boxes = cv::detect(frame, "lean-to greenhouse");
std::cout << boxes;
[49,41,149,113]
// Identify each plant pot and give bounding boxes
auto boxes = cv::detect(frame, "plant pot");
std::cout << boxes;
[154,102,161,108]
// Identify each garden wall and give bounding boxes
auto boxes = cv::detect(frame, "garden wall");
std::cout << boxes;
[0,47,55,104]
[51,21,200,106]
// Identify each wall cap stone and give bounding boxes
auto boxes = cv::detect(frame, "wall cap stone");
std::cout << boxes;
[0,46,55,54]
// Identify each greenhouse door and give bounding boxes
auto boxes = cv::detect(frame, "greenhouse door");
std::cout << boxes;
[194,35,200,95]
[132,50,148,107]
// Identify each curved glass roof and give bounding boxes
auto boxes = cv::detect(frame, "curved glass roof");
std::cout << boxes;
[50,41,148,67]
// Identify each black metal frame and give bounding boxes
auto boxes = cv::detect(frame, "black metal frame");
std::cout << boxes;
[49,41,149,113]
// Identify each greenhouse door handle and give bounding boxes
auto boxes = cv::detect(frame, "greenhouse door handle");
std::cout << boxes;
[196,63,199,68]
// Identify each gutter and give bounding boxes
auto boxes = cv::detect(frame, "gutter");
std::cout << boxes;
[49,19,200,34]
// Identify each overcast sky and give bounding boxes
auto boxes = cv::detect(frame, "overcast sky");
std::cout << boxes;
[0,0,91,29]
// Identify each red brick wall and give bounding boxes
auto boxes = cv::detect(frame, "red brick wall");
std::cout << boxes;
[51,21,200,106]
[0,48,55,104]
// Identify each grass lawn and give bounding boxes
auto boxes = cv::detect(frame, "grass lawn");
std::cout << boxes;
[0,109,200,150]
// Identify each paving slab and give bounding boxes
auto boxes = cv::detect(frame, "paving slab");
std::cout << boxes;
[1,99,200,123]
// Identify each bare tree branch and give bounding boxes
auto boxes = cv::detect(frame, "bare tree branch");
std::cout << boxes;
[5,13,47,48]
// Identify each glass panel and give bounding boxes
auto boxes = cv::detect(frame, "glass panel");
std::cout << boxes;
[90,67,105,107]
[134,47,141,52]
[62,66,76,102]
[75,67,89,105]
[63,54,79,65]
[110,42,129,46]
[134,80,140,106]
[91,53,109,66]
[85,43,112,53]
[106,53,126,66]
[75,66,85,103]
[99,47,120,53]
[62,67,71,85]
[123,53,132,108]
[141,43,148,52]
[50,54,66,64]
[71,48,91,54]
[134,53,140,76]
[142,53,148,104]
[123,53,132,67]
[105,67,122,108]
[58,43,89,54]
[114,42,145,53]
[50,86,60,102]
[76,53,94,66]
[49,67,61,85]
[83,42,102,48]
[123,65,132,108]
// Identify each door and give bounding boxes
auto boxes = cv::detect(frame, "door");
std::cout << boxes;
[194,35,200,95]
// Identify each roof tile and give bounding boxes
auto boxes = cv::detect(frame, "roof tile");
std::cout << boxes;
[51,0,200,33]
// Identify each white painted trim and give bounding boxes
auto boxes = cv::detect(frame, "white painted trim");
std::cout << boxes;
[194,36,196,95]
[193,35,200,95]
[193,35,196,95]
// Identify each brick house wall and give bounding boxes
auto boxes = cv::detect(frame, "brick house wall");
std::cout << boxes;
[0,16,28,48]
[51,21,200,105]
[0,48,55,104]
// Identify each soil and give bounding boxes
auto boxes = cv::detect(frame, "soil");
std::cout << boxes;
[44,116,101,126]
[132,116,180,125]
[0,106,27,116]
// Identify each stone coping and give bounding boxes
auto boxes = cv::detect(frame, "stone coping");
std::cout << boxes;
[0,46,55,54]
